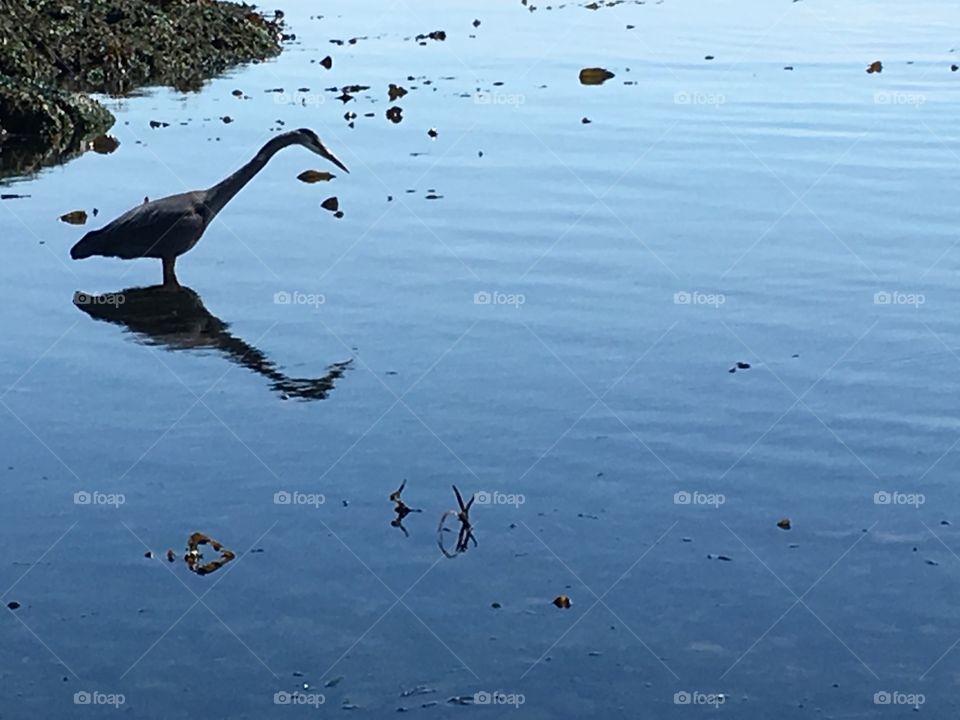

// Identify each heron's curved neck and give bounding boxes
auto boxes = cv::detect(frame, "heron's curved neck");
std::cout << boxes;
[205,134,302,216]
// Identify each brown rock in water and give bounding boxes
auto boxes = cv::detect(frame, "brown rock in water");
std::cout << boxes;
[552,595,572,609]
[59,210,88,225]
[866,61,883,74]
[777,518,792,530]
[297,170,336,183]
[579,67,615,85]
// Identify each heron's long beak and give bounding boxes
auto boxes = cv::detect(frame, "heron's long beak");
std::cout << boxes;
[320,146,350,174]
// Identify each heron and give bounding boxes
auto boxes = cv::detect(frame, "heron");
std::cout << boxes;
[70,128,348,288]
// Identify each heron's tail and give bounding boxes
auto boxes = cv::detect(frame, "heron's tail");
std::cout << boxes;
[70,230,104,260]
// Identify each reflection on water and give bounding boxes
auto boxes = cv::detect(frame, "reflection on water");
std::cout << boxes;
[0,133,120,182]
[72,285,351,401]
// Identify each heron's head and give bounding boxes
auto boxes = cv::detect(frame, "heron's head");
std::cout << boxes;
[297,128,349,173]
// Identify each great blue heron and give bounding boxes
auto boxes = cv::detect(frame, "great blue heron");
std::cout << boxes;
[69,128,348,287]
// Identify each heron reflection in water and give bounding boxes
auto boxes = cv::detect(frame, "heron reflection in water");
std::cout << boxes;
[73,285,351,401]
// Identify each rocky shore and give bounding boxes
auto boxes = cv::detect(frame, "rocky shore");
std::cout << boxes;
[0,0,284,177]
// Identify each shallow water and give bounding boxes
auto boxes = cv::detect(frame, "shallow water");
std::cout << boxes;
[2,0,960,716]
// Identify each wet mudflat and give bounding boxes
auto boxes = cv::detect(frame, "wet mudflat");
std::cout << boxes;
[2,0,960,717]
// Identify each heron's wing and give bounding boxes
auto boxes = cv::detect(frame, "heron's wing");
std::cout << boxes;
[73,192,207,260]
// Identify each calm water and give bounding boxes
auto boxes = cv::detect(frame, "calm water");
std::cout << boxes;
[2,0,960,716]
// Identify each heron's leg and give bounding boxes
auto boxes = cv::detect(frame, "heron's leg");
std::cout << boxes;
[162,257,180,288]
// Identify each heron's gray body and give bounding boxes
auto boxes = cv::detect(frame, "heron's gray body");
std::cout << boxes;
[69,129,348,286]
[72,191,209,261]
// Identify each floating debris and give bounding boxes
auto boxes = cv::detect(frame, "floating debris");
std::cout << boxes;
[491,602,501,609]
[7,601,20,610]
[166,549,176,562]
[390,480,422,537]
[59,210,88,225]
[415,30,447,42]
[427,128,438,138]
[144,551,153,559]
[581,117,592,124]
[386,106,404,124]
[184,532,236,576]
[438,485,477,558]
[221,116,234,124]
[579,67,615,85]
[148,120,170,128]
[1,194,31,200]
[553,595,572,609]
[297,170,336,183]
[388,83,408,101]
